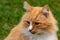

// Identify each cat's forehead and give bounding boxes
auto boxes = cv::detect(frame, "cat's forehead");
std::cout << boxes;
[32,7,43,12]
[25,7,44,22]
[33,7,43,9]
[30,7,43,16]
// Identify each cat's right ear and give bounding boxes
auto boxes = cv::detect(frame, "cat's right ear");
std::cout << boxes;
[23,1,33,11]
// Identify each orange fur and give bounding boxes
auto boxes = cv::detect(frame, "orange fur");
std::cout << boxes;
[5,1,58,40]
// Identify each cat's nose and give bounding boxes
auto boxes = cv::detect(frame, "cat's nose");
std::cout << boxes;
[29,29,32,32]
[29,30,36,34]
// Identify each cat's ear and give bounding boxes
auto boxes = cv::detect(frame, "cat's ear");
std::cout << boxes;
[23,1,33,11]
[42,5,49,18]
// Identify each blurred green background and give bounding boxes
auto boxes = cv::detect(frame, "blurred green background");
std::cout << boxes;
[0,0,60,40]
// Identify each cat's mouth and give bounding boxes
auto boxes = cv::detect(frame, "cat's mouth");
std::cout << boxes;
[30,32,44,35]
[29,29,47,35]
[30,31,45,35]
[22,28,48,36]
[29,30,36,34]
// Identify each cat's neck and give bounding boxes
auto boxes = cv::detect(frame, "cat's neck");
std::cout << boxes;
[29,33,57,40]
[22,29,57,40]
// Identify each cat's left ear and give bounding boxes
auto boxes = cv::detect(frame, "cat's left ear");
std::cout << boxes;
[23,1,33,11]
[42,5,49,18]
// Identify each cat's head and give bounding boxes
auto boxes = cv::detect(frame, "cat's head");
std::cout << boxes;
[22,1,58,35]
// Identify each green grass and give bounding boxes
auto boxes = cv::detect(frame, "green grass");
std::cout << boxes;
[0,0,60,40]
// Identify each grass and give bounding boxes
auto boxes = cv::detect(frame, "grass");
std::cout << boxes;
[0,0,60,40]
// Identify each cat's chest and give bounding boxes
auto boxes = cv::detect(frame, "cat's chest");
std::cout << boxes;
[28,35,54,40]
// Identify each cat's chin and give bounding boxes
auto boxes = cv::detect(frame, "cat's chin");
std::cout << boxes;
[22,28,49,36]
[36,33,45,35]
[29,31,45,35]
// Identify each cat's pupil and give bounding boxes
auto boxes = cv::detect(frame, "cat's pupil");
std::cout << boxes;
[35,22,39,25]
[26,21,30,24]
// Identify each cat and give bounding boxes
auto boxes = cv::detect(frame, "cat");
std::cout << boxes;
[5,1,58,40]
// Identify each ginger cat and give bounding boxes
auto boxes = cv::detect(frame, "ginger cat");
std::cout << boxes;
[5,1,58,40]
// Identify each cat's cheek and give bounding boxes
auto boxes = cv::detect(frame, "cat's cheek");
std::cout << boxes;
[23,23,29,28]
[24,25,29,28]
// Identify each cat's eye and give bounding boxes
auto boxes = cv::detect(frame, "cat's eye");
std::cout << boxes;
[26,21,30,24]
[35,22,40,25]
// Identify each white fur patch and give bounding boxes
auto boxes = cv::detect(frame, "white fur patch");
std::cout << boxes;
[28,21,32,31]
[22,28,58,40]
[41,15,46,19]
[43,9,48,13]
[23,1,28,10]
